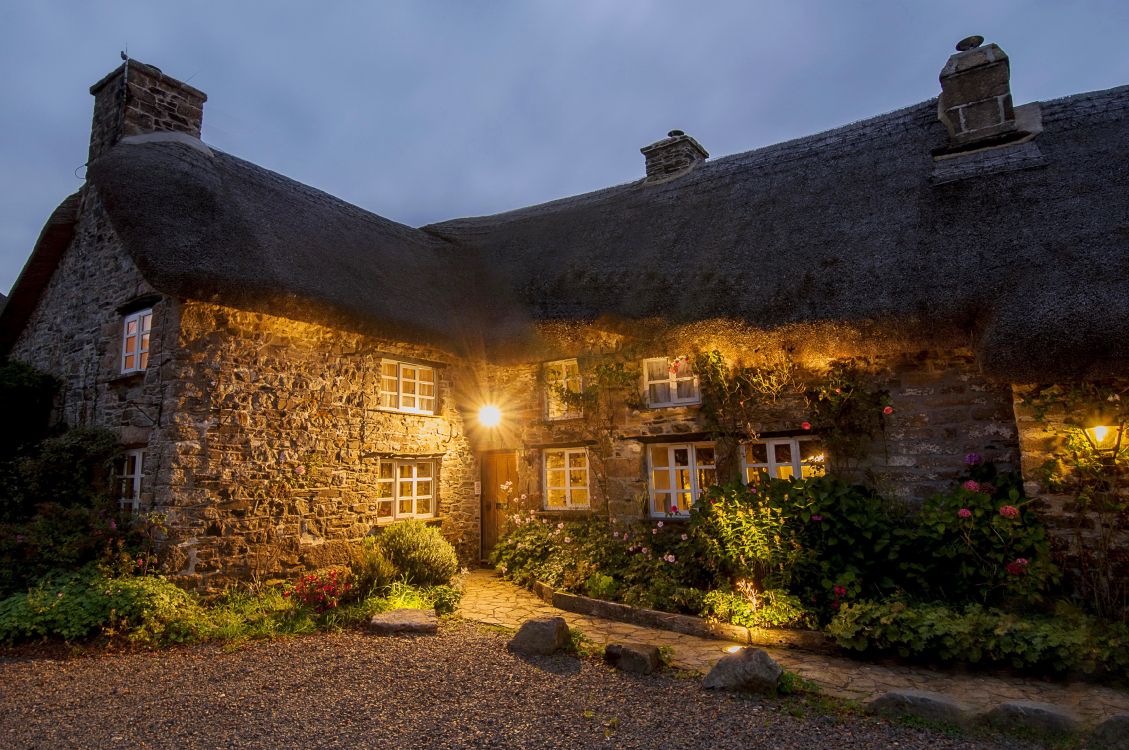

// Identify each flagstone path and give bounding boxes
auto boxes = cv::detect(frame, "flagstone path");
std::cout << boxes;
[458,569,1129,728]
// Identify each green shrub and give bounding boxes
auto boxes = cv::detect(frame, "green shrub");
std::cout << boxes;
[347,537,396,598]
[584,572,619,600]
[19,428,120,510]
[0,567,207,646]
[829,599,1129,677]
[700,588,811,629]
[377,520,459,586]
[0,360,59,459]
[688,483,795,587]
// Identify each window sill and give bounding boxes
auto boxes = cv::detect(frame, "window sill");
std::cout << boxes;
[370,406,444,420]
[108,371,146,386]
[535,508,593,518]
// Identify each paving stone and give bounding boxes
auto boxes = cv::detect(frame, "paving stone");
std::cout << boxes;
[1089,714,1129,750]
[367,608,437,635]
[605,642,662,675]
[980,701,1080,735]
[703,648,783,694]
[866,690,970,725]
[507,616,570,655]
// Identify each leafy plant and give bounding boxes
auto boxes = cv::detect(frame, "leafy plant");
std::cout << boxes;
[377,520,459,586]
[803,359,891,468]
[347,536,397,599]
[700,587,810,629]
[285,568,353,612]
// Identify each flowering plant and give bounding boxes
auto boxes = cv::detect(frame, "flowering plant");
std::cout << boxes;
[285,568,354,612]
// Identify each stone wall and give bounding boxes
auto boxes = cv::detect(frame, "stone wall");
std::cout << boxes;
[161,302,479,589]
[476,324,1019,520]
[9,189,178,511]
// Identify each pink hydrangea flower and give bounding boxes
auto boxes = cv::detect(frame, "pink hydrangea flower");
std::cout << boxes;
[963,480,981,493]
[999,505,1020,519]
[958,508,972,519]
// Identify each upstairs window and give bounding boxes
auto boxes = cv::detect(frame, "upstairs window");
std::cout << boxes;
[543,448,590,509]
[380,360,436,414]
[375,459,436,521]
[647,442,716,517]
[642,356,698,407]
[742,437,825,483]
[121,309,152,374]
[544,359,582,420]
[117,449,144,513]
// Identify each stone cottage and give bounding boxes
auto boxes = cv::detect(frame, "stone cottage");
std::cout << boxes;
[1,39,1126,590]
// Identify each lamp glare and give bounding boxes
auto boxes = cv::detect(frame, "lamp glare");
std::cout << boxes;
[479,405,502,427]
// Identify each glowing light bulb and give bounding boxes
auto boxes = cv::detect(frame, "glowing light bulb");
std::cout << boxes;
[478,405,502,427]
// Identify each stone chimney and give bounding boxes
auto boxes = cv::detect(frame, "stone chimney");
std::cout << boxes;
[937,36,1018,148]
[88,57,207,164]
[640,130,708,182]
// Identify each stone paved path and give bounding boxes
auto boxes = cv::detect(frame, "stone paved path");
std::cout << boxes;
[458,569,1129,728]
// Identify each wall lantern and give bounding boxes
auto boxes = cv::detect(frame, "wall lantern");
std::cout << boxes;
[478,404,502,428]
[1081,411,1125,465]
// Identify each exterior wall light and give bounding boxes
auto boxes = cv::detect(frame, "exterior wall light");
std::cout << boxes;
[478,404,502,428]
[1082,411,1124,466]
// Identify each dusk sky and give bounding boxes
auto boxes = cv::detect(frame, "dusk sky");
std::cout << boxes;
[2,1,1128,295]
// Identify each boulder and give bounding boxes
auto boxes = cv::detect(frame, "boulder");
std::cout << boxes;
[368,608,438,635]
[507,616,570,656]
[1089,714,1129,750]
[702,647,782,693]
[866,690,970,726]
[980,701,1080,736]
[604,642,661,675]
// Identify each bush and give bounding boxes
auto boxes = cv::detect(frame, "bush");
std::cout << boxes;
[700,588,811,629]
[285,568,354,613]
[0,567,207,646]
[377,520,459,586]
[829,599,1129,677]
[0,360,59,458]
[348,537,396,598]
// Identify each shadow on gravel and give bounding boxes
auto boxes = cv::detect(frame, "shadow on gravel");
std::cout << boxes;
[516,653,582,676]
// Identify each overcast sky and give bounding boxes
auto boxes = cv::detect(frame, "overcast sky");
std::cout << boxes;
[2,1,1128,294]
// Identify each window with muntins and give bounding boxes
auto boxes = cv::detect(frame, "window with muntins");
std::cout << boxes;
[647,442,716,517]
[544,359,582,420]
[642,356,698,407]
[121,309,152,374]
[741,437,825,483]
[380,360,436,414]
[543,448,590,509]
[117,449,144,512]
[375,459,436,521]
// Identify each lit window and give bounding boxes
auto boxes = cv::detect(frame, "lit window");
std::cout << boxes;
[375,459,436,521]
[117,449,144,512]
[642,357,698,407]
[121,309,152,374]
[380,360,436,414]
[647,442,715,517]
[742,437,825,483]
[543,448,590,509]
[544,359,582,420]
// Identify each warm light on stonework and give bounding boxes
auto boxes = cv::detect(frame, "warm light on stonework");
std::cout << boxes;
[478,404,502,427]
[1083,423,1123,455]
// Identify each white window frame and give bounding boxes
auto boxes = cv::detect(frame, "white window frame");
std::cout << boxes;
[542,448,590,510]
[120,308,153,374]
[117,449,144,513]
[544,359,583,420]
[375,458,437,522]
[741,436,825,483]
[641,356,699,408]
[379,360,436,415]
[646,442,716,518]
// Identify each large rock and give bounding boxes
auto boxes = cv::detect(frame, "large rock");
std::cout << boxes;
[368,608,438,635]
[980,701,1080,736]
[1089,714,1129,750]
[866,690,970,726]
[507,616,570,656]
[604,642,661,675]
[702,647,782,693]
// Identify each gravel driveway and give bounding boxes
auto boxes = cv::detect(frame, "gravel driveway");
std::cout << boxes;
[0,620,1037,749]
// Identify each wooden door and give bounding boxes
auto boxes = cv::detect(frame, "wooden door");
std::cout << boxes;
[480,451,518,562]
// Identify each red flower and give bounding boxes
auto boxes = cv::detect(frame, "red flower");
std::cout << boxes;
[998,505,1020,519]
[882,406,894,415]
[801,421,812,431]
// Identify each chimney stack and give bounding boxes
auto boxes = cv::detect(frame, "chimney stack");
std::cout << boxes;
[640,130,708,182]
[937,36,1018,148]
[88,57,207,164]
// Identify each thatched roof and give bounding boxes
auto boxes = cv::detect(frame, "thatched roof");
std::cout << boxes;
[3,85,1127,381]
[425,86,1129,381]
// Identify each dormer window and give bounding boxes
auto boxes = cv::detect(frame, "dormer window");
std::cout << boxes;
[544,359,582,420]
[642,356,698,407]
[121,309,152,374]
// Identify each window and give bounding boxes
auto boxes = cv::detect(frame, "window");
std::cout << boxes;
[121,309,152,373]
[647,442,716,517]
[380,360,436,414]
[543,448,590,509]
[642,356,698,407]
[544,359,582,420]
[375,459,436,521]
[117,449,144,512]
[741,437,825,483]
